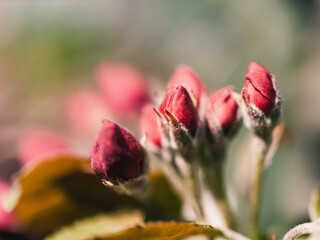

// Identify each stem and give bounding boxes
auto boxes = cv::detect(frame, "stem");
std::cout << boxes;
[250,136,270,239]
[214,162,233,227]
[189,162,205,218]
[282,221,320,240]
[223,228,251,240]
[198,167,228,228]
[157,156,203,221]
[264,121,286,168]
[203,146,234,225]
[197,140,232,228]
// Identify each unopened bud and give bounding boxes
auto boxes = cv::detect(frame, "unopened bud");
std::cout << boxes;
[90,119,146,185]
[65,89,108,135]
[160,85,198,136]
[206,86,241,139]
[243,62,277,114]
[241,62,281,137]
[168,65,206,106]
[18,128,70,166]
[140,104,162,148]
[96,62,150,116]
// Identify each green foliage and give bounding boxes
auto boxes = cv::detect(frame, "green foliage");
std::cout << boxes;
[309,189,320,221]
[45,211,226,240]
[45,211,144,240]
[5,155,181,238]
[6,24,111,95]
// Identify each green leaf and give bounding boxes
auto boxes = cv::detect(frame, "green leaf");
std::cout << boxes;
[103,222,226,240]
[13,154,92,195]
[5,154,182,237]
[6,154,91,211]
[309,189,320,221]
[7,155,141,235]
[45,212,228,240]
[45,211,144,240]
[5,155,92,234]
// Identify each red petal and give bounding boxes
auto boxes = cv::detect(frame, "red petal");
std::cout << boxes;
[244,62,276,114]
[160,85,198,134]
[208,86,238,131]
[168,65,205,104]
[140,104,162,147]
[91,119,145,183]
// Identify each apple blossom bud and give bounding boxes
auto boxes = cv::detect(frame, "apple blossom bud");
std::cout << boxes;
[18,129,70,166]
[243,62,277,114]
[159,85,198,135]
[241,62,281,137]
[140,104,162,147]
[206,86,241,138]
[90,119,146,185]
[96,62,150,116]
[65,89,108,135]
[168,65,205,105]
[0,181,13,230]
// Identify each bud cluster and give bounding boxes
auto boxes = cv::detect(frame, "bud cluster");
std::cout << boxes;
[90,62,281,199]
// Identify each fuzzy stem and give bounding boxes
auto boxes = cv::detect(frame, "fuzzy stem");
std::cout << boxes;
[197,143,233,228]
[204,162,232,227]
[189,163,205,218]
[214,162,232,227]
[198,167,228,229]
[157,155,203,221]
[250,136,271,239]
[282,221,320,240]
[223,228,251,240]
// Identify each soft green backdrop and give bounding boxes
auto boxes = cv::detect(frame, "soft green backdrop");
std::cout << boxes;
[0,0,319,238]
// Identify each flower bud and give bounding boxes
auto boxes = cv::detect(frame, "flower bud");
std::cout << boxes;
[65,89,108,135]
[206,86,241,138]
[159,85,198,136]
[0,181,14,230]
[140,104,162,147]
[241,62,281,136]
[18,128,70,166]
[90,119,146,185]
[243,62,278,115]
[168,65,205,105]
[96,62,150,116]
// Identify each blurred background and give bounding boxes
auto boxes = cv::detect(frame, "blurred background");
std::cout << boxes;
[0,0,319,238]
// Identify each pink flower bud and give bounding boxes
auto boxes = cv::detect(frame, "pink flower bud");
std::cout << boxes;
[206,86,240,135]
[243,62,277,114]
[0,181,14,230]
[140,104,162,147]
[65,89,108,135]
[160,85,198,135]
[168,65,205,105]
[18,128,70,166]
[90,119,146,184]
[96,62,150,116]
